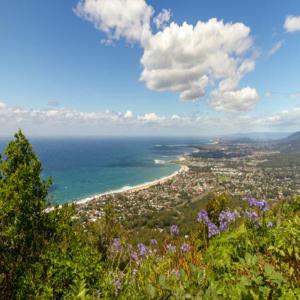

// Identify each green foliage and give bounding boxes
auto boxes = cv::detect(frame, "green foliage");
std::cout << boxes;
[0,130,53,299]
[206,193,231,225]
[268,215,300,284]
[0,131,102,299]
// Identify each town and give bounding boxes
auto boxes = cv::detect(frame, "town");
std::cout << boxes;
[75,138,300,224]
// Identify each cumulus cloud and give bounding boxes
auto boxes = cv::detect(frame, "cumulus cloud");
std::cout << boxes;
[0,102,131,125]
[123,110,134,118]
[284,15,300,32]
[211,87,259,112]
[140,19,255,103]
[268,40,283,56]
[0,102,7,109]
[74,0,154,44]
[153,9,172,29]
[75,1,258,112]
[208,56,258,111]
[1,101,300,135]
[0,102,169,127]
[254,107,300,127]
[138,112,162,122]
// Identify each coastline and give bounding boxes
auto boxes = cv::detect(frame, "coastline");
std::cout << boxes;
[75,160,189,206]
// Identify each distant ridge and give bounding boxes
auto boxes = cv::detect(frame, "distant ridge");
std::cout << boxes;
[275,131,300,152]
[219,132,290,142]
[280,131,300,142]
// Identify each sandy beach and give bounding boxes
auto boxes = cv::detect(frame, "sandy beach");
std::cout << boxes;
[75,162,189,205]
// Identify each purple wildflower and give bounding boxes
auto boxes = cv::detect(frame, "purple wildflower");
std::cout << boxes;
[181,242,191,253]
[111,238,121,254]
[131,251,139,261]
[131,268,138,284]
[246,194,269,212]
[207,221,220,238]
[197,209,209,223]
[245,210,259,222]
[257,199,269,212]
[197,209,221,238]
[246,193,258,207]
[151,239,157,246]
[219,209,237,232]
[170,224,179,237]
[113,272,124,295]
[137,243,147,256]
[267,221,273,228]
[249,197,258,208]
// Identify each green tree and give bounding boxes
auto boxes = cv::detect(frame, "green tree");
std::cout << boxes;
[206,193,231,225]
[0,130,52,299]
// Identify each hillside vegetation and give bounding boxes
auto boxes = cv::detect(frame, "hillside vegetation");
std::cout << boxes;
[0,131,300,299]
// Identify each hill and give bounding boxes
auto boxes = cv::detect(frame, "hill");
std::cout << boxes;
[220,132,290,142]
[281,131,300,142]
[259,131,300,167]
[273,131,300,152]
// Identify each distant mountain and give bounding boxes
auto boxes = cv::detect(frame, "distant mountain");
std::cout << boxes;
[281,131,300,142]
[275,131,300,152]
[219,132,291,142]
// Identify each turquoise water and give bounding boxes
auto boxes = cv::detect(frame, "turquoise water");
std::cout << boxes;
[0,137,207,204]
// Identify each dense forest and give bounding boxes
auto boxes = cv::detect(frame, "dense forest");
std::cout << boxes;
[0,131,300,299]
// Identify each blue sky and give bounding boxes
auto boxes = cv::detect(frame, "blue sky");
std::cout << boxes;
[0,0,300,136]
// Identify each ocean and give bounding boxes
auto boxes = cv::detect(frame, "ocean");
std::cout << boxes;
[0,137,207,204]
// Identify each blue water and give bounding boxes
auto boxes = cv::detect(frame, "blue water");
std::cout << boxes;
[0,137,207,204]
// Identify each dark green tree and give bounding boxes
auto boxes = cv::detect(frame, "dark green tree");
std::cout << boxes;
[0,131,103,299]
[206,193,231,225]
[0,130,52,299]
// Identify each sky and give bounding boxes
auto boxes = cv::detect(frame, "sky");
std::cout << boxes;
[0,0,300,136]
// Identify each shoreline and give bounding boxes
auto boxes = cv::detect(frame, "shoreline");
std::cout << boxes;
[75,161,189,206]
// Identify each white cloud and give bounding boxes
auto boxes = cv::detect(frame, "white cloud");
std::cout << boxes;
[75,1,258,112]
[0,103,134,124]
[284,15,300,32]
[124,110,134,118]
[138,112,161,122]
[210,87,259,112]
[208,56,258,111]
[254,107,300,127]
[1,101,300,136]
[74,0,154,44]
[153,9,172,29]
[141,19,256,104]
[268,40,283,56]
[0,102,7,109]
